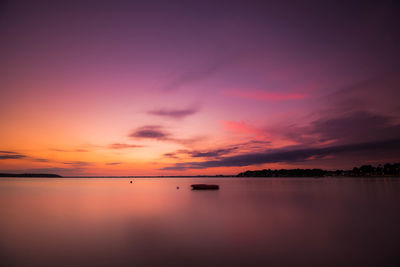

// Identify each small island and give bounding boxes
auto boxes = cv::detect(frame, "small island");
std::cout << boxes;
[237,163,400,177]
[0,173,62,178]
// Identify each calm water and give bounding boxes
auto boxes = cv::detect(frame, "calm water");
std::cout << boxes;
[1,177,400,266]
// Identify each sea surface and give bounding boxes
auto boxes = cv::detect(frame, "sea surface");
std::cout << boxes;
[1,177,400,266]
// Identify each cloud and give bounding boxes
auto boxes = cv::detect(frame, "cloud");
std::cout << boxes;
[129,125,204,146]
[50,148,89,152]
[160,139,400,170]
[277,111,400,147]
[243,140,272,145]
[50,149,68,152]
[324,73,400,116]
[163,53,240,91]
[222,120,264,135]
[163,147,238,159]
[148,107,199,119]
[269,73,400,147]
[188,147,239,158]
[224,89,306,101]
[31,158,50,162]
[129,125,170,140]
[75,149,89,152]
[162,140,272,161]
[159,72,400,171]
[163,153,179,159]
[0,150,52,163]
[105,162,121,165]
[109,143,143,149]
[62,161,92,167]
[0,151,27,160]
[309,111,400,144]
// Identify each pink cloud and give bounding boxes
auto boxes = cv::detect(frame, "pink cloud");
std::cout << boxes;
[222,120,261,134]
[221,121,272,141]
[224,89,307,101]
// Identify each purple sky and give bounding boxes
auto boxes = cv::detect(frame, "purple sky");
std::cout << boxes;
[0,0,399,175]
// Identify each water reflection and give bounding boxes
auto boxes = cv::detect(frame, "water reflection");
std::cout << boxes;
[0,178,399,266]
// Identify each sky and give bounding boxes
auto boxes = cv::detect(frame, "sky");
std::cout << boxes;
[1,0,400,176]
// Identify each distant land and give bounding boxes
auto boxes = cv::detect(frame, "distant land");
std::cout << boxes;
[0,173,62,177]
[237,163,400,177]
[1,163,399,178]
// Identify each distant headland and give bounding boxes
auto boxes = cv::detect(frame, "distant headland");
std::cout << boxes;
[0,173,62,177]
[237,163,400,177]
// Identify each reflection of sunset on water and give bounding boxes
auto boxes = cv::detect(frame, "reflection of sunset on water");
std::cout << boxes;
[1,178,400,266]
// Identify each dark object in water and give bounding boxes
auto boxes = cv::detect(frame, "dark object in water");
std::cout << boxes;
[191,184,219,190]
[130,181,133,183]
[177,186,180,189]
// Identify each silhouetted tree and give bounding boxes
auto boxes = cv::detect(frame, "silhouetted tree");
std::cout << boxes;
[360,165,374,175]
[237,163,400,177]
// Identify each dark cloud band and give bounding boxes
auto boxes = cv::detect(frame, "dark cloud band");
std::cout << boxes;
[161,139,400,170]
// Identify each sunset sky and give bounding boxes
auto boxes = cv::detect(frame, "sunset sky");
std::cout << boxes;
[1,0,399,176]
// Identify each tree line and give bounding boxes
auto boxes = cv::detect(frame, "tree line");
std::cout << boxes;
[237,163,400,177]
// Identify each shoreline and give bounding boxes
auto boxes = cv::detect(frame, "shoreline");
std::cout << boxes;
[1,175,399,179]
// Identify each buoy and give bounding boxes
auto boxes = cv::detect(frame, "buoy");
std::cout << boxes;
[177,186,179,189]
[130,181,133,183]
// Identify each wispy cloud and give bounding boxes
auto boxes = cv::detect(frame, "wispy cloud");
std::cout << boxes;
[0,150,54,163]
[129,125,204,146]
[49,148,89,152]
[129,125,170,140]
[75,149,89,152]
[163,147,238,159]
[148,107,199,119]
[31,158,50,162]
[308,111,400,144]
[163,53,240,91]
[105,162,121,166]
[188,147,239,158]
[109,143,143,149]
[323,73,400,116]
[224,89,306,101]
[163,152,179,159]
[62,161,92,167]
[162,140,271,161]
[222,120,264,135]
[0,151,27,160]
[161,139,400,170]
[277,78,400,146]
